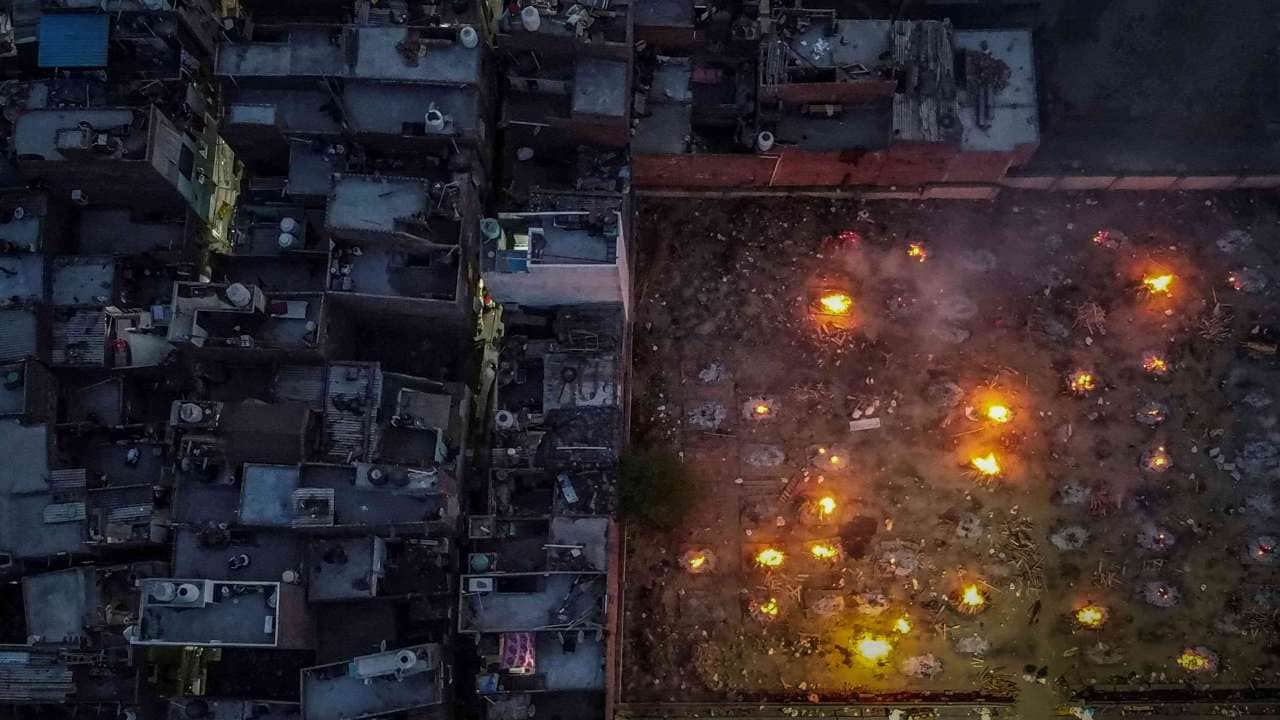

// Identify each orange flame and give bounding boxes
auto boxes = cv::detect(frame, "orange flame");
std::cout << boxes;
[1145,447,1171,471]
[907,243,928,262]
[1142,353,1169,375]
[892,616,912,634]
[757,597,780,617]
[810,543,838,560]
[1177,649,1212,671]
[753,403,771,416]
[971,453,1001,476]
[755,548,784,568]
[817,496,837,516]
[1068,370,1096,395]
[960,584,986,609]
[985,404,1012,423]
[687,554,706,570]
[1075,605,1107,628]
[855,634,892,661]
[1143,274,1174,294]
[818,292,853,315]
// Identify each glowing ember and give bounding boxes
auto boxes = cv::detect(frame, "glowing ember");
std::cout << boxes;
[1176,647,1218,673]
[810,543,838,560]
[1143,273,1174,294]
[754,403,771,416]
[892,616,912,634]
[757,597,780,617]
[683,549,714,573]
[985,404,1012,424]
[828,454,844,468]
[818,496,837,516]
[1142,352,1170,376]
[959,584,987,611]
[854,634,893,662]
[755,548,785,568]
[907,242,928,262]
[1075,605,1108,629]
[837,229,862,245]
[971,453,1001,477]
[1142,446,1172,473]
[1067,370,1097,395]
[818,292,853,315]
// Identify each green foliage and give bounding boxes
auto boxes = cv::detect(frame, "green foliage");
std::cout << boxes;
[618,447,697,532]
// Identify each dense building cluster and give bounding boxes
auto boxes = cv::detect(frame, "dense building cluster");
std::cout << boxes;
[0,1,626,718]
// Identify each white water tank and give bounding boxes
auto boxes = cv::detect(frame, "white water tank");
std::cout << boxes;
[459,25,479,48]
[175,582,202,604]
[278,232,297,250]
[178,402,204,424]
[225,282,253,308]
[279,217,299,234]
[521,6,541,31]
[149,581,177,602]
[425,106,447,133]
[396,650,418,669]
[756,130,775,152]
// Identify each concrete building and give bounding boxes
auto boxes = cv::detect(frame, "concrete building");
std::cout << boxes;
[482,191,631,317]
[12,105,240,239]
[632,12,1039,191]
[133,578,313,649]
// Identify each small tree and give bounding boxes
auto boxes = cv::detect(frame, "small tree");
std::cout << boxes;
[618,447,697,532]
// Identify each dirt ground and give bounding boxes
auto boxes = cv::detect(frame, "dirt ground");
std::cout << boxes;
[621,191,1280,712]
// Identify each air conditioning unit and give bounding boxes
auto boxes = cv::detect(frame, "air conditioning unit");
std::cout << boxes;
[466,577,494,594]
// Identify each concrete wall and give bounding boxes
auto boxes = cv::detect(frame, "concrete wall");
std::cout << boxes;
[484,264,624,310]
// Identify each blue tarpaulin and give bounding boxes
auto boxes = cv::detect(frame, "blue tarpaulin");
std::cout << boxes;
[37,14,109,68]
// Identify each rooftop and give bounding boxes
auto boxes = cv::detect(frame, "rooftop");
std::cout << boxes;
[325,175,440,238]
[50,255,115,306]
[0,193,49,252]
[0,305,40,364]
[167,699,300,720]
[173,527,305,583]
[167,282,324,351]
[12,108,139,162]
[22,567,96,645]
[306,536,386,602]
[461,573,606,633]
[136,579,282,647]
[216,25,481,85]
[51,307,107,367]
[0,253,45,304]
[0,421,85,560]
[301,645,446,720]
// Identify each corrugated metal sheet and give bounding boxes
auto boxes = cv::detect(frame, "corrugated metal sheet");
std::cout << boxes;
[0,308,39,363]
[37,14,109,68]
[49,469,87,493]
[324,363,380,463]
[273,365,327,411]
[290,488,334,527]
[0,650,74,703]
[43,502,86,524]
[52,308,106,367]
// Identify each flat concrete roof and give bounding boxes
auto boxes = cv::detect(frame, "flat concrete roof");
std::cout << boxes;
[217,26,480,86]
[23,568,94,645]
[50,256,114,306]
[0,421,85,560]
[326,175,429,235]
[302,645,443,720]
[12,109,136,161]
